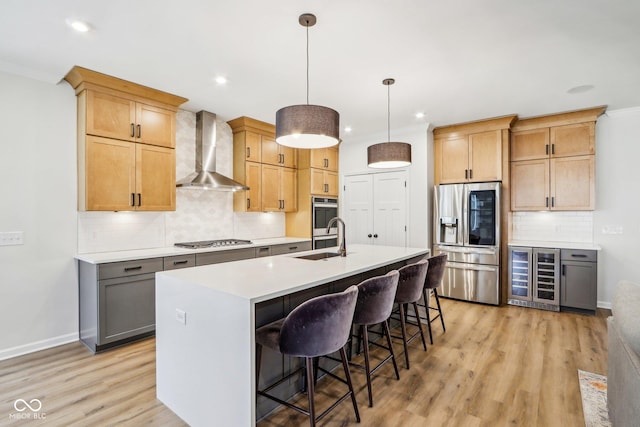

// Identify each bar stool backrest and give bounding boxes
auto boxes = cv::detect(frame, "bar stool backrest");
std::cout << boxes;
[395,260,429,303]
[424,254,447,290]
[353,270,400,326]
[280,285,359,358]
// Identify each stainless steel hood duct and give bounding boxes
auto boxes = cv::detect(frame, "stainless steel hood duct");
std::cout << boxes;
[176,110,249,191]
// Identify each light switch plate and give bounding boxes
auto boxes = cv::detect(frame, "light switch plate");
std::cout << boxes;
[0,231,24,246]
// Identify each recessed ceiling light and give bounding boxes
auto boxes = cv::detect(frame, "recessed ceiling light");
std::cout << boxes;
[415,112,425,119]
[214,76,227,85]
[66,18,92,32]
[567,85,595,94]
[344,126,352,133]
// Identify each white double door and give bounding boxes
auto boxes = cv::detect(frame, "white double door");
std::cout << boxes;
[343,171,407,247]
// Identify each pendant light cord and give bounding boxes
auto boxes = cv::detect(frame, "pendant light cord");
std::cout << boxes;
[387,83,391,142]
[306,22,310,105]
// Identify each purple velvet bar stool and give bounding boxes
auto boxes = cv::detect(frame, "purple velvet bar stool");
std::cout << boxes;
[394,259,429,369]
[352,270,400,407]
[420,254,448,344]
[255,286,360,427]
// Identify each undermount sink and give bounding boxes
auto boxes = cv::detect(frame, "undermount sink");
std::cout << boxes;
[294,252,343,261]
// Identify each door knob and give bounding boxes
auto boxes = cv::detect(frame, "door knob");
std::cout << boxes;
[367,234,372,238]
[373,234,378,238]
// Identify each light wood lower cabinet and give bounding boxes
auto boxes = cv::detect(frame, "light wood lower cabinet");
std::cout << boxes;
[82,136,175,211]
[262,165,297,212]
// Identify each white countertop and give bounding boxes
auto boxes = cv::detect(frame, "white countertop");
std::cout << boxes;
[508,240,601,250]
[156,244,430,303]
[75,237,311,264]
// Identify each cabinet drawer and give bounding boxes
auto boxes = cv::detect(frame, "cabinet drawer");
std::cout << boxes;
[271,241,312,255]
[98,258,163,280]
[163,254,196,270]
[560,249,597,262]
[195,247,256,266]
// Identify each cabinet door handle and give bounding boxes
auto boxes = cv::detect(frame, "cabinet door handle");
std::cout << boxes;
[368,234,372,238]
[130,123,135,137]
[551,196,555,207]
[247,147,250,158]
[173,260,189,265]
[247,199,250,209]
[551,144,555,155]
[545,144,549,155]
[137,193,142,207]
[373,234,378,238]
[562,265,566,275]
[124,266,142,272]
[289,246,298,250]
[131,193,136,207]
[469,169,473,180]
[545,197,549,208]
[571,254,588,258]
[137,124,141,138]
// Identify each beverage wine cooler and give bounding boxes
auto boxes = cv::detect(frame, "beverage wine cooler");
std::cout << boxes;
[508,246,560,311]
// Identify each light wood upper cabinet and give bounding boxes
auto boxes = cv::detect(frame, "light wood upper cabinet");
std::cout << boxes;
[262,135,296,168]
[310,170,338,197]
[299,147,339,172]
[550,156,595,210]
[433,116,516,185]
[82,136,175,211]
[229,116,298,212]
[262,165,297,212]
[510,106,605,211]
[65,66,187,211]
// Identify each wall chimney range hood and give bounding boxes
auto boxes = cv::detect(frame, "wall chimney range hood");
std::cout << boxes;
[176,110,249,191]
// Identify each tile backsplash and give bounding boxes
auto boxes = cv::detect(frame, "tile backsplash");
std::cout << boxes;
[78,110,285,254]
[510,211,594,243]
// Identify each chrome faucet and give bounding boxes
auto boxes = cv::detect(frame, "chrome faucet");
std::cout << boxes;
[326,217,346,257]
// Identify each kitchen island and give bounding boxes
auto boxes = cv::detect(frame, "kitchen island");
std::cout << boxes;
[155,244,429,427]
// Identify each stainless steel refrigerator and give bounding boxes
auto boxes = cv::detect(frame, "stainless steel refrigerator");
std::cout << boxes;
[433,182,501,305]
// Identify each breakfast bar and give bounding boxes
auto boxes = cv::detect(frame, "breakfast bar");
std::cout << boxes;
[155,244,429,426]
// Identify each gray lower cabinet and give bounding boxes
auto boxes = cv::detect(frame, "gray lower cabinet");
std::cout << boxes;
[80,241,311,352]
[79,257,163,353]
[560,249,597,312]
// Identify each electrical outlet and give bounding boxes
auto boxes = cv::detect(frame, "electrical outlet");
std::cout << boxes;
[175,309,186,325]
[0,231,24,246]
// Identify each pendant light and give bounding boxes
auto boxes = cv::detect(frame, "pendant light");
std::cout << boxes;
[367,78,412,168]
[276,13,340,149]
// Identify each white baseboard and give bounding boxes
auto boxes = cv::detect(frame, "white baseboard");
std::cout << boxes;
[0,333,79,361]
[597,300,612,310]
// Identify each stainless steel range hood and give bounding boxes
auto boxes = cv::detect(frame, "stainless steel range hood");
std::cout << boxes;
[176,110,249,191]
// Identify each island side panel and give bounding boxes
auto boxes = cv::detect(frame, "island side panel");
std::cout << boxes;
[156,273,254,427]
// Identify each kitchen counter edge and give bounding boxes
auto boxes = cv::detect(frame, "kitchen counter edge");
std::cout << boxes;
[75,237,312,264]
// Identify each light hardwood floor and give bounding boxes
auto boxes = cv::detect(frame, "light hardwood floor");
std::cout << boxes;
[0,299,609,427]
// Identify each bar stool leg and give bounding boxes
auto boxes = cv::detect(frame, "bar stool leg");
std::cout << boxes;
[398,303,410,369]
[340,347,361,422]
[434,289,446,331]
[305,357,316,427]
[361,325,373,407]
[413,302,428,351]
[383,319,400,380]
[423,289,434,345]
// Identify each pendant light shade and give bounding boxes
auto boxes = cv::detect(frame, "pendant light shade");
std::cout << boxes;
[275,13,340,149]
[367,78,412,168]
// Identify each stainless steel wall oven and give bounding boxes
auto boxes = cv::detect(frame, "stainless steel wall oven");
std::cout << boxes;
[312,197,338,249]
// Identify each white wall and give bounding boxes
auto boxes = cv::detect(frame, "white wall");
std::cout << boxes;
[339,124,432,248]
[0,71,78,359]
[593,107,640,306]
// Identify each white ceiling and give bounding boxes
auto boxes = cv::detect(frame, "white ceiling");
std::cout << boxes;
[2,0,639,138]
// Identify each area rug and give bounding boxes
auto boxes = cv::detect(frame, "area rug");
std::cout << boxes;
[578,369,611,427]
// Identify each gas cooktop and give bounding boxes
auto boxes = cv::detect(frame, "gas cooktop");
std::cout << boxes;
[174,239,252,249]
